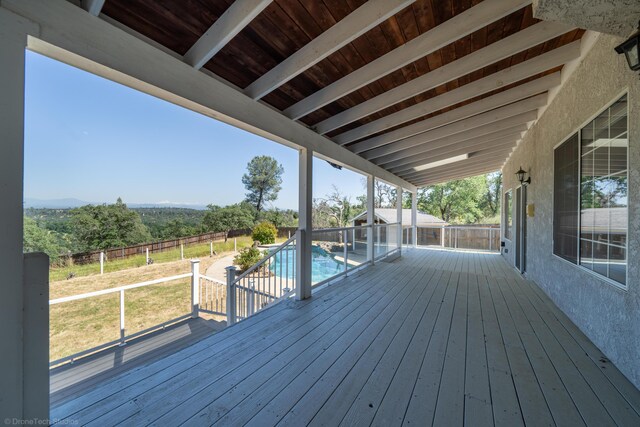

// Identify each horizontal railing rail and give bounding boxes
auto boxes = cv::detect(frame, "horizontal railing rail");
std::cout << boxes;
[403,225,500,252]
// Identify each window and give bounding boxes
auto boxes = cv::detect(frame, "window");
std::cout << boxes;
[504,190,512,240]
[553,94,628,286]
[553,134,579,263]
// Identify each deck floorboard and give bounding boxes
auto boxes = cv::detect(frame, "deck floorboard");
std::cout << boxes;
[51,247,640,426]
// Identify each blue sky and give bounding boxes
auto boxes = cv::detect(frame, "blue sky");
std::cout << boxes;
[24,51,368,210]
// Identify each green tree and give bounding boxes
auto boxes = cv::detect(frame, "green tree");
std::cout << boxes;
[70,198,152,251]
[23,216,65,261]
[481,172,502,217]
[260,208,298,228]
[201,203,255,236]
[159,218,196,240]
[242,156,284,213]
[418,176,487,223]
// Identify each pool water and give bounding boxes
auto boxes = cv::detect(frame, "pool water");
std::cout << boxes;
[270,245,344,283]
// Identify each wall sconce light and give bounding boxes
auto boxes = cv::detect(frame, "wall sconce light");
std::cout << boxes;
[515,166,531,186]
[615,21,640,73]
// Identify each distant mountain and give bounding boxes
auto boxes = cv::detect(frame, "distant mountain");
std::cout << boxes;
[23,197,208,210]
[24,198,92,209]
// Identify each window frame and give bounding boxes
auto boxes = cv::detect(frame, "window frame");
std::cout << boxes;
[551,90,630,291]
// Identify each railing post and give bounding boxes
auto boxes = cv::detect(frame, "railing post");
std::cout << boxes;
[100,251,104,275]
[455,228,458,249]
[225,266,237,325]
[119,289,126,346]
[191,259,200,318]
[343,229,348,273]
[489,228,493,251]
[440,226,445,247]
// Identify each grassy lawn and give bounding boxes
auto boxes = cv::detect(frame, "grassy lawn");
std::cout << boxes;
[49,235,258,282]
[49,235,286,362]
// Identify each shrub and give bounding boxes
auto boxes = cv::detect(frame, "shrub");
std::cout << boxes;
[252,221,277,244]
[234,247,265,272]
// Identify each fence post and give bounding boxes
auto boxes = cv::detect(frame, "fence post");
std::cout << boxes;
[225,266,237,325]
[119,290,126,346]
[191,260,200,319]
[343,229,348,273]
[100,251,104,275]
[181,243,184,260]
[146,247,149,264]
[210,241,213,257]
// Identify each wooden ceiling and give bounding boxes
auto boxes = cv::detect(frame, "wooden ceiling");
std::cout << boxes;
[96,0,585,186]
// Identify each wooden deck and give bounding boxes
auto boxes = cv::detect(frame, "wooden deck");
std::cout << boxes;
[51,247,640,426]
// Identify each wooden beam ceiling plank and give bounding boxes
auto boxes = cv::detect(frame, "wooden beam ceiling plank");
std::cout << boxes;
[184,0,273,70]
[349,71,559,153]
[244,0,415,100]
[284,0,530,120]
[389,136,519,173]
[362,95,545,160]
[405,155,509,181]
[81,0,104,16]
[401,144,516,179]
[315,20,573,134]
[333,40,580,145]
[409,160,507,182]
[6,0,416,191]
[413,165,503,186]
[371,112,534,164]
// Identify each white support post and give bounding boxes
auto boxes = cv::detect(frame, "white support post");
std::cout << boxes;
[210,241,213,257]
[296,148,313,300]
[181,243,184,260]
[367,175,375,264]
[396,186,403,254]
[343,229,348,273]
[441,226,445,247]
[411,191,418,248]
[352,229,356,251]
[119,290,126,346]
[145,248,149,265]
[22,253,49,421]
[0,9,36,419]
[225,266,237,325]
[191,260,200,319]
[100,251,104,274]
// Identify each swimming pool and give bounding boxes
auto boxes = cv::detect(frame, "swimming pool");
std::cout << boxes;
[269,245,344,283]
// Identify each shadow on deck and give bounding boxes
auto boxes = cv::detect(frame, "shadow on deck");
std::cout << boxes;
[51,247,640,426]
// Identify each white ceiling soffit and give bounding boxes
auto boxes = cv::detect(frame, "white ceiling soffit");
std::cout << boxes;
[243,0,415,100]
[283,0,530,120]
[334,40,580,146]
[314,20,573,135]
[415,164,504,185]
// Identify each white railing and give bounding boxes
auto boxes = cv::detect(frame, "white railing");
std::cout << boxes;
[310,224,372,289]
[225,232,298,325]
[49,267,198,367]
[49,222,408,365]
[403,225,500,252]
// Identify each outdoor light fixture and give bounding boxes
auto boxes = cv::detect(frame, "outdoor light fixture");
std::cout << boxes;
[615,21,640,73]
[413,153,468,172]
[516,166,531,186]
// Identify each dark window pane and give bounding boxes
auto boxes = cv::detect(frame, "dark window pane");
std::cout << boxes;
[553,133,579,263]
[592,243,608,277]
[609,246,627,285]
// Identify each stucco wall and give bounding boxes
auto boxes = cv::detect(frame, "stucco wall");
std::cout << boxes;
[502,33,640,388]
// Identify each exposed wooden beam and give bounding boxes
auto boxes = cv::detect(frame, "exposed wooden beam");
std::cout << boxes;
[244,0,414,100]
[334,41,580,145]
[389,135,520,173]
[284,0,529,120]
[407,155,509,181]
[315,20,572,135]
[81,0,104,16]
[413,164,503,186]
[378,124,527,168]
[183,0,272,70]
[401,145,515,180]
[5,0,416,191]
[363,94,544,161]
[372,112,535,165]
[349,72,559,154]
